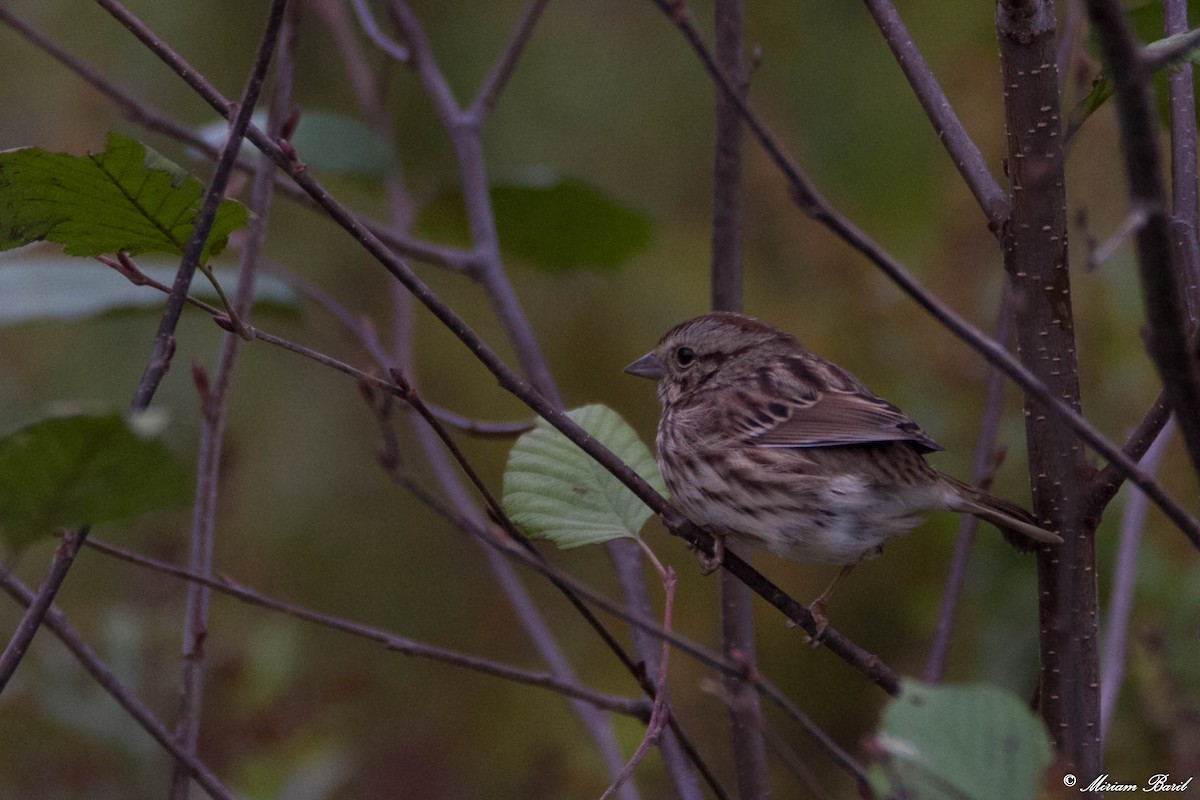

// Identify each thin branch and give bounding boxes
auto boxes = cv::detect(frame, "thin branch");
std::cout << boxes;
[709,0,768,796]
[276,268,534,438]
[388,0,562,403]
[1164,0,1200,318]
[349,0,410,63]
[169,5,297,797]
[467,0,551,119]
[0,567,237,800]
[862,0,1009,230]
[599,555,676,800]
[0,528,88,695]
[1089,394,1173,513]
[90,0,901,693]
[924,291,1013,683]
[648,0,1200,549]
[127,0,289,411]
[1139,25,1200,72]
[83,538,651,719]
[754,679,871,794]
[1085,0,1200,477]
[1085,205,1151,271]
[1100,417,1175,744]
[760,727,837,800]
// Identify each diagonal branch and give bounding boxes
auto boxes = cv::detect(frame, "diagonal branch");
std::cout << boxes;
[468,0,551,119]
[84,538,652,720]
[0,528,88,695]
[127,0,289,411]
[0,567,238,800]
[862,0,1009,230]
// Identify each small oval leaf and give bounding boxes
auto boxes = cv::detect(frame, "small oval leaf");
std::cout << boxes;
[868,680,1053,800]
[502,404,665,549]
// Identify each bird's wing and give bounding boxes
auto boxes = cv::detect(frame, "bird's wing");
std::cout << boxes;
[732,357,943,452]
[749,390,943,452]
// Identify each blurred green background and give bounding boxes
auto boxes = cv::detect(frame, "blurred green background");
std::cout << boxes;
[1,0,1197,797]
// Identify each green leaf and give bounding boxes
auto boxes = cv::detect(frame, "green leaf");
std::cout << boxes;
[0,132,248,264]
[416,175,655,272]
[0,256,297,327]
[868,680,1053,800]
[0,413,190,551]
[291,112,394,177]
[194,110,394,177]
[1069,31,1200,139]
[502,404,665,549]
[1074,4,1200,139]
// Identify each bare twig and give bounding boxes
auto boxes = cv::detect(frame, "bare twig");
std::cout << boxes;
[0,529,88,695]
[1140,25,1200,72]
[1086,0,1200,476]
[0,567,238,800]
[1086,206,1151,271]
[276,269,535,437]
[599,548,676,800]
[168,5,297,797]
[349,0,410,63]
[646,0,1200,548]
[1100,418,1175,744]
[1088,392,1172,510]
[862,0,1009,230]
[126,0,289,410]
[1164,0,1200,318]
[83,537,651,719]
[468,0,551,119]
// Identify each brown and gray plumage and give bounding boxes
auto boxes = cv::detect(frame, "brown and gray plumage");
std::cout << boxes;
[625,312,1060,566]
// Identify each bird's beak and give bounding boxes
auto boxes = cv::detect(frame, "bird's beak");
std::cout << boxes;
[624,352,666,380]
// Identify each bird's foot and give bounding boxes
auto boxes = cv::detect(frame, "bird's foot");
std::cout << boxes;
[697,534,725,575]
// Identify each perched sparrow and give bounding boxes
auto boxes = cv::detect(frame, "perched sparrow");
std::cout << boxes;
[625,313,1059,611]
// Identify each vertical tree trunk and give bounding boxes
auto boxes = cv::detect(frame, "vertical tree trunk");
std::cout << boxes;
[995,0,1101,782]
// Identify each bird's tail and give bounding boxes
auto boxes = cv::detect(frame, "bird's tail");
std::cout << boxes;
[943,476,1062,551]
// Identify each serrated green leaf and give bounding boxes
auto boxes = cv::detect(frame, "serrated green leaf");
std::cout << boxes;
[0,256,297,327]
[0,132,248,264]
[502,404,665,549]
[867,680,1053,800]
[0,413,190,551]
[416,175,655,272]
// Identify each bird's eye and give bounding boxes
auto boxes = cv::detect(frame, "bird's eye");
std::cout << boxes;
[675,346,696,367]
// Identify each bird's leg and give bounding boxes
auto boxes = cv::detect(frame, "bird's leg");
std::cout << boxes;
[803,563,856,644]
[697,532,726,575]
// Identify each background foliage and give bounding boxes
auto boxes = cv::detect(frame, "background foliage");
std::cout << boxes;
[0,0,1196,797]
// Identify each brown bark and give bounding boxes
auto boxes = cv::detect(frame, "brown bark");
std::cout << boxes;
[996,0,1100,781]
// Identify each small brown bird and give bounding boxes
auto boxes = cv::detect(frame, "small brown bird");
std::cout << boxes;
[625,312,1059,616]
